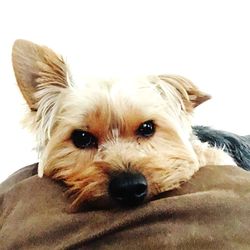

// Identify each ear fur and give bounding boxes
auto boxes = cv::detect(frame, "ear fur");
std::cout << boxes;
[12,39,70,111]
[158,75,211,112]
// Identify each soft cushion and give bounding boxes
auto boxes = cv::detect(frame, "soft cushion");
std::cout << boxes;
[1,164,250,249]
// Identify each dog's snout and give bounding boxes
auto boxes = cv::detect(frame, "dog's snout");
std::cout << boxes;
[109,172,147,206]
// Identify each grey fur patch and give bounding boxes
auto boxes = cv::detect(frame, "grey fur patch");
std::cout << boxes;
[193,126,250,171]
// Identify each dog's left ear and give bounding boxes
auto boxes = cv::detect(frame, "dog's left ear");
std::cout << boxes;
[12,39,70,111]
[158,75,211,112]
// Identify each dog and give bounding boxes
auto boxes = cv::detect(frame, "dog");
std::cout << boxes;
[12,39,237,211]
[193,126,250,171]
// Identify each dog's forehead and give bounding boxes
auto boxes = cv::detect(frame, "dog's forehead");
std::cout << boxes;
[87,76,157,98]
[60,76,167,131]
[59,75,185,137]
[70,76,164,112]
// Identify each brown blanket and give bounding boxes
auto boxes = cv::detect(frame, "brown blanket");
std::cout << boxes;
[1,164,250,249]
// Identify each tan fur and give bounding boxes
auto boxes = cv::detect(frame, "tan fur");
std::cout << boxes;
[12,39,236,211]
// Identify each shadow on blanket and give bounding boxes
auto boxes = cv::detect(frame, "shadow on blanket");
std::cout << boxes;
[1,163,250,249]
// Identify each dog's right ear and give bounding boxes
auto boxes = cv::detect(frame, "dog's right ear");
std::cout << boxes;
[12,39,70,111]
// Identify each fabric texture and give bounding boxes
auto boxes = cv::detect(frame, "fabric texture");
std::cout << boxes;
[1,163,250,250]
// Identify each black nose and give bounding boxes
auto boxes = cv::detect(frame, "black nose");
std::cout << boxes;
[108,172,147,207]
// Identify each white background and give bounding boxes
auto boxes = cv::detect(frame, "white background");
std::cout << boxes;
[0,0,249,182]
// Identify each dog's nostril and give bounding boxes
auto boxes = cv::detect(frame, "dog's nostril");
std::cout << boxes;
[108,172,147,206]
[114,183,146,200]
[134,184,147,197]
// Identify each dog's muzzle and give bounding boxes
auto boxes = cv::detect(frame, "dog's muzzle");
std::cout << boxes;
[108,172,147,207]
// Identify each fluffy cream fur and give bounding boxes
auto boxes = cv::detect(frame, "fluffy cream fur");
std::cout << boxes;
[12,39,235,211]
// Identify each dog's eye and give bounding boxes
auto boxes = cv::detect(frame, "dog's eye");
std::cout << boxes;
[136,120,155,138]
[71,129,98,149]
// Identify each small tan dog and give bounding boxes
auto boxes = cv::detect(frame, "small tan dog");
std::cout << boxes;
[12,40,235,211]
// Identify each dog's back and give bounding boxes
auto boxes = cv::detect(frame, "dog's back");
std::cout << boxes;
[193,126,250,170]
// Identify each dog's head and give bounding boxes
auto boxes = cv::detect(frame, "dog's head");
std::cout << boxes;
[12,40,210,211]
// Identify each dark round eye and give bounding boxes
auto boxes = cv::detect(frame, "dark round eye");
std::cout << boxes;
[136,120,155,138]
[71,129,98,149]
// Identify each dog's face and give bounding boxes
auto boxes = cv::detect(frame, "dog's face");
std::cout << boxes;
[12,40,210,211]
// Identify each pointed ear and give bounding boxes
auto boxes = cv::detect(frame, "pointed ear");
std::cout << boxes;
[12,39,70,111]
[158,75,211,112]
